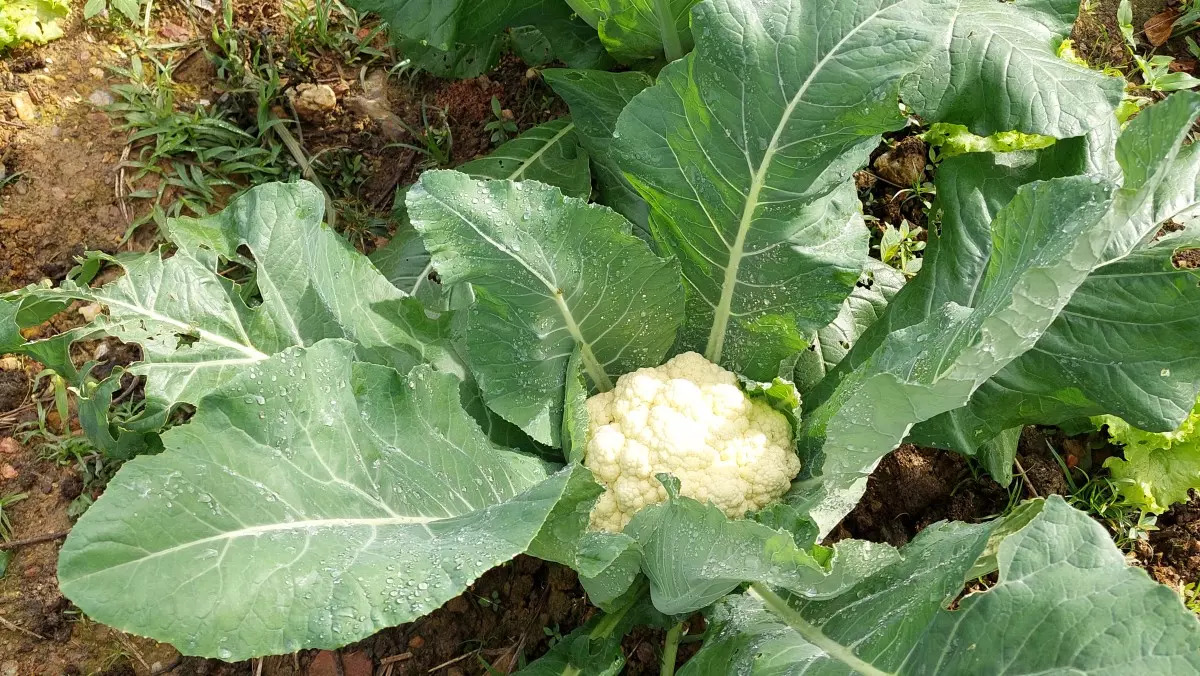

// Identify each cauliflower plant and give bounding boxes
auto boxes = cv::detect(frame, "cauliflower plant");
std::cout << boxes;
[584,352,802,532]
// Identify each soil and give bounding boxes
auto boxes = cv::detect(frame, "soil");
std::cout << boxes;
[1,0,1198,674]
[0,19,145,289]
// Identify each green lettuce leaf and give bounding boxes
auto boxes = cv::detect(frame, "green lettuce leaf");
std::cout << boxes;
[1098,399,1200,514]
[0,0,68,48]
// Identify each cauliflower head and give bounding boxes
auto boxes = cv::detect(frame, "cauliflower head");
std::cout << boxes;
[583,352,801,532]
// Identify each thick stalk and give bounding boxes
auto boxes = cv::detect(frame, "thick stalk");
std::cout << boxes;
[660,621,685,676]
[749,583,893,676]
[653,0,684,62]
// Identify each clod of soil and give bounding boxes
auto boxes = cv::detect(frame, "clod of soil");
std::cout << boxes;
[1136,494,1200,589]
[292,84,338,122]
[872,136,927,188]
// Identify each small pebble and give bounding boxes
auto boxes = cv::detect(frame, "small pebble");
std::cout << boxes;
[10,92,36,122]
[88,89,114,107]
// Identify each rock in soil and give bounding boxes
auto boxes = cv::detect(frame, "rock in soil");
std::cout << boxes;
[292,83,338,122]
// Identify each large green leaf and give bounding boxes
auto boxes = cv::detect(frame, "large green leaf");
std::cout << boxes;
[901,0,1125,137]
[613,0,953,379]
[794,95,1200,534]
[622,480,901,616]
[58,340,572,661]
[407,171,685,446]
[795,176,1114,532]
[347,0,557,51]
[543,69,653,236]
[913,226,1200,461]
[3,183,444,412]
[908,95,1200,467]
[681,497,1200,675]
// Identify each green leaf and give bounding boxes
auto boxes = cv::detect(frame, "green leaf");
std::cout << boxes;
[348,0,559,52]
[509,25,554,66]
[589,0,701,63]
[909,94,1200,462]
[515,585,668,676]
[111,0,141,22]
[914,225,1200,460]
[614,0,952,379]
[682,498,1200,675]
[796,174,1114,533]
[902,0,1125,138]
[624,491,899,616]
[2,181,459,456]
[543,69,653,237]
[368,227,455,310]
[83,0,106,20]
[351,0,608,75]
[457,117,592,199]
[407,171,685,446]
[796,94,1200,533]
[792,260,905,393]
[394,37,503,79]
[1098,400,1200,513]
[58,340,571,661]
[922,122,1057,158]
[374,117,591,312]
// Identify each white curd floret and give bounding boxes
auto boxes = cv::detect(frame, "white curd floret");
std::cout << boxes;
[583,352,801,532]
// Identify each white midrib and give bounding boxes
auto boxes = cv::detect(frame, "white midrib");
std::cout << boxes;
[704,7,892,364]
[506,122,575,181]
[65,515,436,583]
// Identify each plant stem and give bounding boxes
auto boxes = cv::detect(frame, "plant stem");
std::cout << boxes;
[654,0,684,62]
[749,583,893,676]
[660,621,685,676]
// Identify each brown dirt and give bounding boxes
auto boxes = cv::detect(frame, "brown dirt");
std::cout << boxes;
[1135,494,1200,589]
[1174,247,1200,269]
[857,133,930,237]
[830,444,1011,547]
[0,18,151,290]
